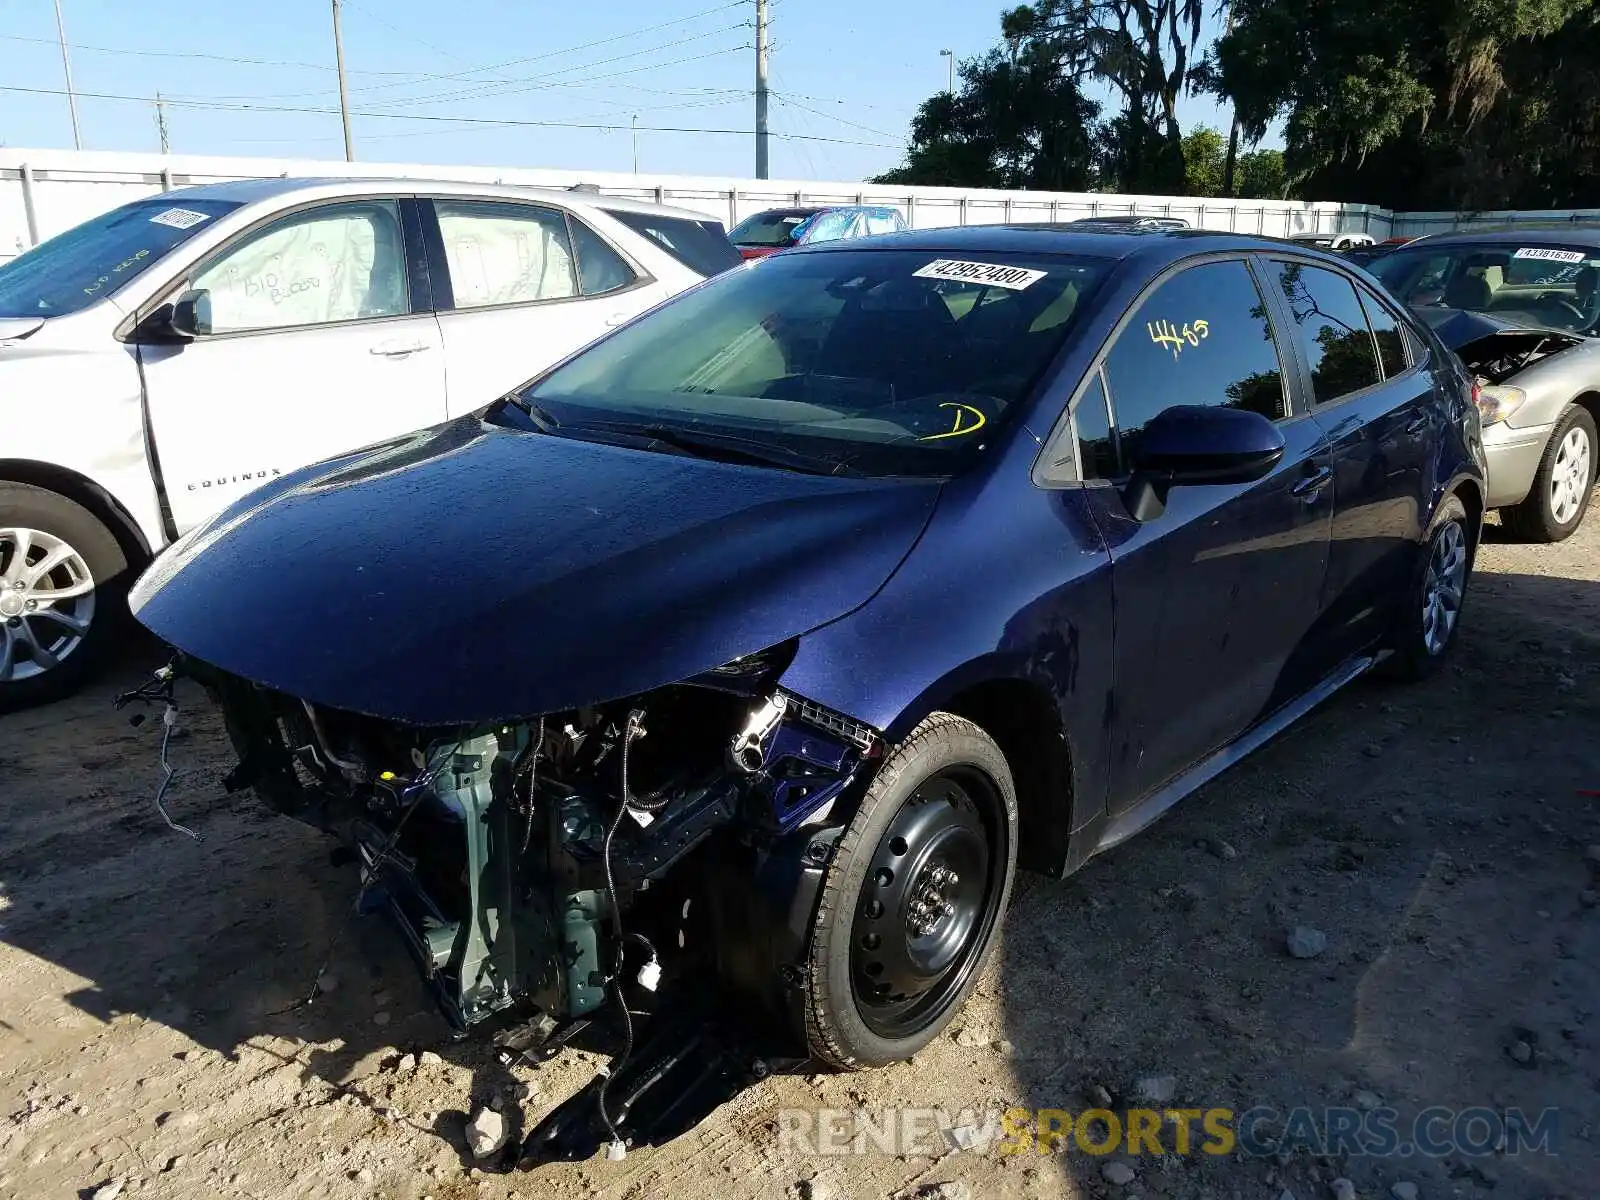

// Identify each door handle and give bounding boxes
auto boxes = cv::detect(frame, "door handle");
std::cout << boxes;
[1291,465,1334,501]
[370,338,431,357]
[1403,411,1429,435]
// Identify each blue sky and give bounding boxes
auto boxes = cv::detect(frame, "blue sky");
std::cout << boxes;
[1,0,1245,181]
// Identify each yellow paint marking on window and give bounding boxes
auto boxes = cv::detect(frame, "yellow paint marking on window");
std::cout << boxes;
[1148,317,1211,359]
[918,401,988,441]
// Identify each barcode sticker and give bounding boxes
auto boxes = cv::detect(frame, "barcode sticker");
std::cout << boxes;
[149,208,211,230]
[913,259,1047,290]
[1512,247,1586,264]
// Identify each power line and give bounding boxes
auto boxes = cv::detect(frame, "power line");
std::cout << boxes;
[349,26,751,111]
[0,83,901,148]
[0,31,418,75]
[0,1,751,104]
[332,0,751,97]
[772,92,901,140]
[343,0,470,66]
[159,45,749,108]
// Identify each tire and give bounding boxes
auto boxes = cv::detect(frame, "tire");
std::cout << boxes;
[0,481,131,712]
[1500,405,1597,543]
[804,712,1018,1070]
[1384,493,1471,682]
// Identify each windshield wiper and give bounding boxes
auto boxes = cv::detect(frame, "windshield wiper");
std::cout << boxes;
[499,393,562,432]
[581,420,861,476]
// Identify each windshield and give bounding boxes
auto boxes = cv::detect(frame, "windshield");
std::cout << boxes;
[0,197,242,319]
[521,247,1107,477]
[1373,241,1600,334]
[728,209,821,248]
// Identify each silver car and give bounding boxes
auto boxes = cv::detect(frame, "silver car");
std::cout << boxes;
[1372,229,1600,540]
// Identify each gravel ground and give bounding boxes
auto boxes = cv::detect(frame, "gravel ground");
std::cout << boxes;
[1,513,1597,1200]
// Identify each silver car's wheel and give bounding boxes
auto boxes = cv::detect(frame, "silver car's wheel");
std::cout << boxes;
[0,526,98,683]
[1549,424,1593,526]
[1502,405,1597,543]
[1419,518,1467,657]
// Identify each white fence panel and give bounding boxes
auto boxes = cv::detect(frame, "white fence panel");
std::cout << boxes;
[1391,208,1600,238]
[0,147,1392,262]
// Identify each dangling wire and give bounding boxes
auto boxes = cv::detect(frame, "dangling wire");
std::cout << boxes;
[594,708,673,1157]
[518,716,546,856]
[154,704,201,841]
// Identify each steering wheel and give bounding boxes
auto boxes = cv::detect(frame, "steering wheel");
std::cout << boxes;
[1550,296,1590,324]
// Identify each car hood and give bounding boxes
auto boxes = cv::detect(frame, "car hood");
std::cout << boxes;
[130,413,941,726]
[1414,306,1585,349]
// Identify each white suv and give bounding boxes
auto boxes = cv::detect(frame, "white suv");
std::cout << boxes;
[0,177,741,708]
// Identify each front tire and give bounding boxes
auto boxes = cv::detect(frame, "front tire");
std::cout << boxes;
[1500,404,1596,543]
[0,482,130,712]
[1385,493,1472,681]
[804,712,1018,1070]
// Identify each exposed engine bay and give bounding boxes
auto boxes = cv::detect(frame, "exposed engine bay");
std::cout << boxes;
[1454,328,1584,385]
[170,650,881,1163]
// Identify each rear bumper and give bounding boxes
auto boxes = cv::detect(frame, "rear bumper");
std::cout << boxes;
[1483,421,1554,508]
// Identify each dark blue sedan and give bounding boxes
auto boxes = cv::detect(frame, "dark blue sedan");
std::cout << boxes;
[129,224,1485,1160]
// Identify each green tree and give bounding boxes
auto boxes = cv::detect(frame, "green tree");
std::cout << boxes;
[1182,125,1226,195]
[1208,0,1599,209]
[1235,147,1286,199]
[873,47,1102,190]
[876,0,1207,194]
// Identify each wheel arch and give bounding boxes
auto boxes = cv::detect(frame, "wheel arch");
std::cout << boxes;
[882,666,1078,876]
[1449,473,1484,547]
[1569,390,1600,435]
[0,459,153,574]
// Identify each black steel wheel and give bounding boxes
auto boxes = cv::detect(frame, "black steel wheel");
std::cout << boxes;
[804,712,1017,1070]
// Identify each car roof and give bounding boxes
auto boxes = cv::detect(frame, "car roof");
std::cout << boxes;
[160,176,716,222]
[785,222,1353,269]
[1401,225,1600,248]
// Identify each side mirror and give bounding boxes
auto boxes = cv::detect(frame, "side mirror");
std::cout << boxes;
[168,288,213,338]
[1123,405,1286,521]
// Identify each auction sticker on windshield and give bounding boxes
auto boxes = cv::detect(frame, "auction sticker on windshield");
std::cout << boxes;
[913,259,1047,290]
[149,208,213,230]
[1512,247,1586,263]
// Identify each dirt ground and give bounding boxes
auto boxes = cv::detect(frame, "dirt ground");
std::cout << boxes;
[2,514,1597,1200]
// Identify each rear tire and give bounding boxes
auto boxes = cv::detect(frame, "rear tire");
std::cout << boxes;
[804,712,1017,1070]
[1384,493,1471,682]
[1500,405,1596,543]
[0,482,130,712]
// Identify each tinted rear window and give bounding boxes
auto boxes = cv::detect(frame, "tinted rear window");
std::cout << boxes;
[602,210,743,277]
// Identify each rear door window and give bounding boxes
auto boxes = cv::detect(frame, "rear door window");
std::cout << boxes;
[1102,259,1288,467]
[433,199,578,308]
[1271,261,1381,403]
[1357,286,1409,379]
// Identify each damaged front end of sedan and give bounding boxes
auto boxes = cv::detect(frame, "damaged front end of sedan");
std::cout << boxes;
[187,645,880,1161]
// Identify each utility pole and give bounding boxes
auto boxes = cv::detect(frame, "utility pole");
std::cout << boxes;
[940,48,954,95]
[155,92,170,154]
[52,0,82,151]
[331,0,355,162]
[632,114,640,173]
[754,0,769,179]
